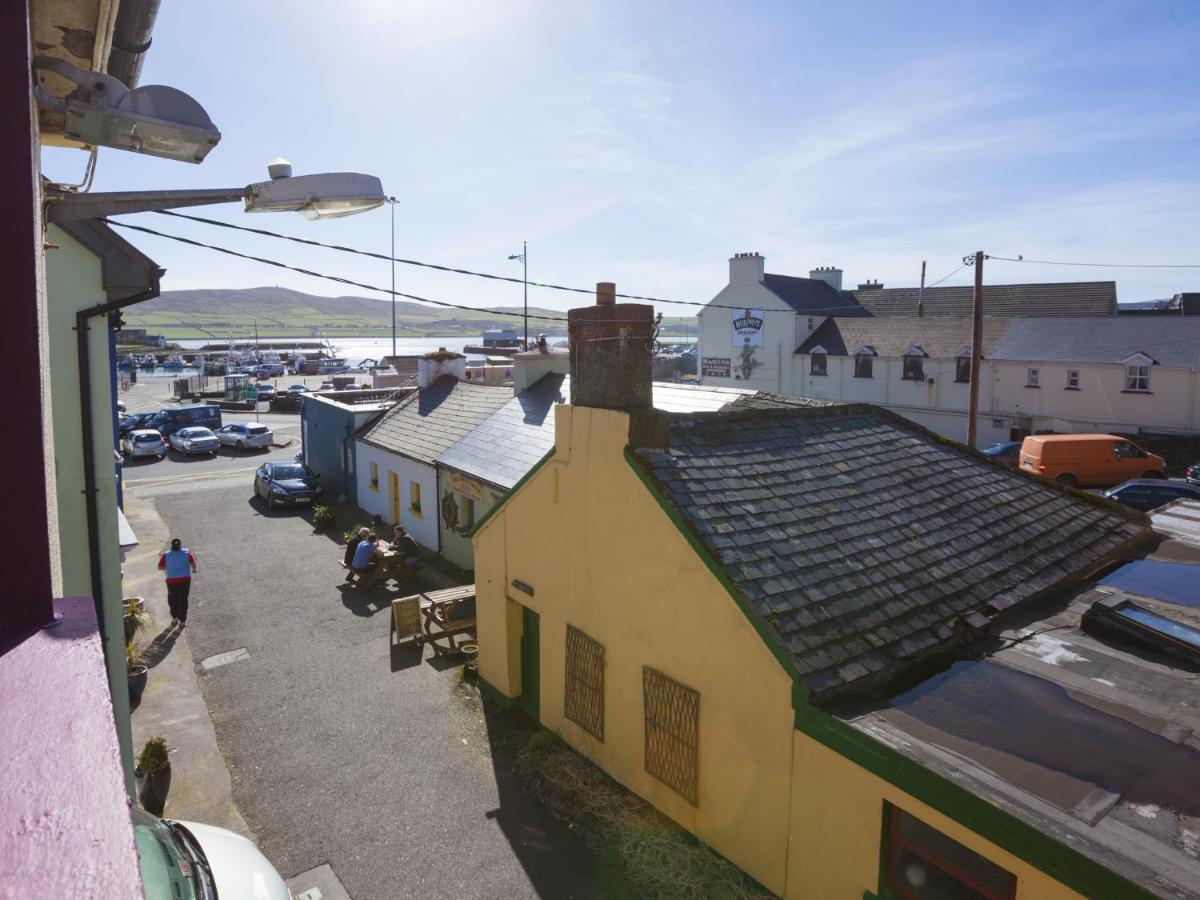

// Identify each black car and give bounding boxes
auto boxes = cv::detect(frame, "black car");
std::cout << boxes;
[1100,479,1200,512]
[1187,462,1199,486]
[119,411,156,436]
[254,461,323,511]
[981,441,1023,467]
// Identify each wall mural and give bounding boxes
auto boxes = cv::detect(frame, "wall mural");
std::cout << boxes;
[441,489,459,531]
[735,339,762,381]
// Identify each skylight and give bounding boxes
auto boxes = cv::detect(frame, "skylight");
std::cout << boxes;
[1084,593,1200,666]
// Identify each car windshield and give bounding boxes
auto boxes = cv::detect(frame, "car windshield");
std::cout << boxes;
[247,425,269,434]
[273,465,308,480]
[131,808,201,900]
[133,434,160,443]
[180,429,208,438]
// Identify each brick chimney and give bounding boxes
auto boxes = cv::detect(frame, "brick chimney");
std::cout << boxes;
[417,348,466,389]
[568,283,668,448]
[729,251,765,285]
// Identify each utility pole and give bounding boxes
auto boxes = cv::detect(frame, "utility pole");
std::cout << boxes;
[966,251,984,448]
[508,241,528,349]
[386,197,400,358]
[917,260,926,318]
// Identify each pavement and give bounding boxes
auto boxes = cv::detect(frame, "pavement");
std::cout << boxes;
[123,381,604,899]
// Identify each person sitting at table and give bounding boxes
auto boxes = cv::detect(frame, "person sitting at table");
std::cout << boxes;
[391,525,421,574]
[349,532,379,586]
[343,527,369,581]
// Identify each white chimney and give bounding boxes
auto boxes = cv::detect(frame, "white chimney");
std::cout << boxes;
[729,251,765,285]
[513,345,570,392]
[417,349,466,389]
[809,266,844,290]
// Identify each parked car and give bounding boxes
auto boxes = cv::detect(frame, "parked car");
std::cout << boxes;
[1019,434,1165,487]
[254,460,323,510]
[119,411,156,436]
[1100,479,1200,512]
[117,399,126,413]
[287,384,311,395]
[1187,462,1199,486]
[147,404,223,437]
[254,383,277,401]
[132,806,291,900]
[121,429,167,460]
[317,381,335,392]
[216,422,274,450]
[168,426,220,456]
[981,441,1022,467]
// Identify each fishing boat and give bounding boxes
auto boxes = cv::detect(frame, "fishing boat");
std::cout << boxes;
[161,354,185,370]
[138,354,158,369]
[118,354,137,369]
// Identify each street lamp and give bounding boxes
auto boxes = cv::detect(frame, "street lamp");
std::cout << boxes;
[508,241,527,350]
[386,197,400,357]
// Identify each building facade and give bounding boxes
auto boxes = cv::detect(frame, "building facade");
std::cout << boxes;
[300,389,401,504]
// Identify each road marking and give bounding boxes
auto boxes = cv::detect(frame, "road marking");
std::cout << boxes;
[128,466,261,488]
[200,648,250,670]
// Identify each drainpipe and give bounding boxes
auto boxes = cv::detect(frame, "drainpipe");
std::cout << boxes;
[106,0,161,90]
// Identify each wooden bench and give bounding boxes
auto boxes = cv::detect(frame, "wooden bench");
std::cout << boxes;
[391,584,476,656]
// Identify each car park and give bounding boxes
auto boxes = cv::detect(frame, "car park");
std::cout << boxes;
[147,404,223,437]
[132,806,291,900]
[981,441,1022,467]
[254,460,323,510]
[1100,479,1200,512]
[119,411,156,436]
[216,422,274,450]
[169,426,220,456]
[121,429,167,459]
[254,383,277,402]
[287,384,310,395]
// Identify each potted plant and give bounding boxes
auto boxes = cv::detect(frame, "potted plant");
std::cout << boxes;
[123,597,150,643]
[135,736,172,816]
[127,643,149,704]
[312,503,336,531]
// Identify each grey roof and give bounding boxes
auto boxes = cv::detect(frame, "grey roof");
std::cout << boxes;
[632,404,1147,702]
[990,316,1200,367]
[851,281,1116,317]
[797,317,1006,358]
[357,377,512,464]
[761,274,869,316]
[436,375,753,490]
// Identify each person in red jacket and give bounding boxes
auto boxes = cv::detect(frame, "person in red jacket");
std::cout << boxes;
[157,538,198,627]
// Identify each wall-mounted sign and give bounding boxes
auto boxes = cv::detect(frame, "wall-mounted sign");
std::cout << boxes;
[732,308,765,348]
[702,357,731,378]
[449,471,484,502]
[511,578,535,597]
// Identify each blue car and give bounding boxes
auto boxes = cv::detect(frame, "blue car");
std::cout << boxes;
[254,461,324,511]
[981,441,1023,467]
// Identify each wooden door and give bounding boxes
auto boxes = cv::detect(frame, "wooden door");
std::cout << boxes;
[519,606,540,721]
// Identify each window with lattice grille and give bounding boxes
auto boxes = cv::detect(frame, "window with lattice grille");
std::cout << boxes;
[643,667,699,805]
[564,626,605,741]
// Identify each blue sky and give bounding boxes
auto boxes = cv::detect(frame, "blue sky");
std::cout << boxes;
[42,1,1200,316]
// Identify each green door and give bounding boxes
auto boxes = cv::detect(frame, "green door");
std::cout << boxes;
[519,606,540,720]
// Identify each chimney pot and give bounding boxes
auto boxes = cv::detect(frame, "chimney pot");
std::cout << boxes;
[596,282,616,306]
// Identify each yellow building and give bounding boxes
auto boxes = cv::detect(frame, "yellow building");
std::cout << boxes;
[472,293,1193,898]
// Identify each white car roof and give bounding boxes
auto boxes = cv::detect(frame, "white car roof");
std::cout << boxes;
[129,429,161,437]
[179,427,215,436]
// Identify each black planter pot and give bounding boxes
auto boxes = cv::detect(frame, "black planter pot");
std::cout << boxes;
[128,664,149,704]
[138,762,171,816]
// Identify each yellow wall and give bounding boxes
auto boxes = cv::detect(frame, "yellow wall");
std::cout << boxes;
[474,404,797,894]
[788,732,1083,899]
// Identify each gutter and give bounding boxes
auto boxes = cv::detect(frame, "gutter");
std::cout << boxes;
[106,0,161,89]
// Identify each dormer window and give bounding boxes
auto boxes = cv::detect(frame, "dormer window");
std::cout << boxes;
[1123,352,1154,393]
[810,345,828,376]
[852,345,875,379]
[901,346,926,382]
[955,347,971,384]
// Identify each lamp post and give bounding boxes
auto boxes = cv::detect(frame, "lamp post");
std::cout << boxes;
[508,241,527,349]
[386,197,400,358]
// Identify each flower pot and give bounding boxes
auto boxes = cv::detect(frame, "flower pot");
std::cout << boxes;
[138,762,171,816]
[128,664,149,704]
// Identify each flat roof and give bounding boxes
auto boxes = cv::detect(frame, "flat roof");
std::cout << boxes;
[842,541,1200,897]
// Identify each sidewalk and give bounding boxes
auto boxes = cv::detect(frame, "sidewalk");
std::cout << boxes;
[123,491,251,837]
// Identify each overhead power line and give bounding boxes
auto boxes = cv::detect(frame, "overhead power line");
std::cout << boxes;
[986,254,1200,269]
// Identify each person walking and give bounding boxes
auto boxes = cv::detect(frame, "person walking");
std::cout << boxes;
[157,538,197,627]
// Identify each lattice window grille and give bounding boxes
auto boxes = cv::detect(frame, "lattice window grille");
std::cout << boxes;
[643,667,700,805]
[564,626,605,741]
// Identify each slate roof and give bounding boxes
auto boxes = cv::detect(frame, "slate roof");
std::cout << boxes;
[990,316,1200,367]
[761,274,869,316]
[356,376,512,464]
[850,281,1116,317]
[796,317,1007,358]
[632,404,1148,702]
[436,374,753,490]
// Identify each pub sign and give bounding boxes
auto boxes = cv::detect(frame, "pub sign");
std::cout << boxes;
[731,308,765,347]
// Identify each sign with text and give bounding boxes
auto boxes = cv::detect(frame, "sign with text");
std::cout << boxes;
[731,308,765,347]
[449,471,484,502]
[391,596,420,641]
[702,357,731,378]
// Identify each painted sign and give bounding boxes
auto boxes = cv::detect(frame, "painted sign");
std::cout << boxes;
[449,471,484,502]
[702,357,731,378]
[732,308,765,347]
[391,596,420,641]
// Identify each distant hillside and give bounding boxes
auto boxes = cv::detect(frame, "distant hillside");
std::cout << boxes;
[124,286,697,339]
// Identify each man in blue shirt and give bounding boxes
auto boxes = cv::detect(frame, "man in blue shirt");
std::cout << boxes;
[157,538,197,627]
[350,532,379,587]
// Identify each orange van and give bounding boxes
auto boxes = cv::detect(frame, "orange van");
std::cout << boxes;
[1018,434,1165,487]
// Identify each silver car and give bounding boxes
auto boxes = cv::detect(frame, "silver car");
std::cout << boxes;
[216,422,274,450]
[168,426,220,456]
[122,429,166,459]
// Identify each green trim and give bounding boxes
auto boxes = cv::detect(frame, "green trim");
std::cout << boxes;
[623,447,806,703]
[466,447,556,539]
[477,674,515,708]
[795,706,1156,900]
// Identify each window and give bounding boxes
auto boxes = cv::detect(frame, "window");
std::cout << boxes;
[902,354,925,382]
[564,626,605,741]
[854,353,874,379]
[1026,368,1040,388]
[955,356,971,384]
[810,352,827,376]
[806,317,814,332]
[369,461,379,491]
[643,667,699,805]
[1113,440,1147,460]
[1066,369,1080,390]
[409,480,421,515]
[1125,363,1151,392]
[886,806,1016,900]
[461,496,475,530]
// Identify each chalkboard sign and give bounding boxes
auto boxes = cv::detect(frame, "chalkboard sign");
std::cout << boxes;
[391,596,421,641]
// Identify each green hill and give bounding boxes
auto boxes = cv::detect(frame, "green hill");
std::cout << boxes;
[124,286,698,340]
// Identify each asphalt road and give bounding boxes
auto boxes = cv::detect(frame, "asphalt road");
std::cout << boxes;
[140,478,604,899]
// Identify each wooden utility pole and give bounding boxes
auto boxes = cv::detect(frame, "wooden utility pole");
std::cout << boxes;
[966,251,984,448]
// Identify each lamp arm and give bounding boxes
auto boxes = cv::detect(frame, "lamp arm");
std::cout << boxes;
[45,188,246,223]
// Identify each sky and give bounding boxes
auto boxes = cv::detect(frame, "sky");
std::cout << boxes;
[42,0,1200,318]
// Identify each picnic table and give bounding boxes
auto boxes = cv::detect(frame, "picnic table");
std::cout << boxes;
[390,584,476,656]
[346,547,418,590]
